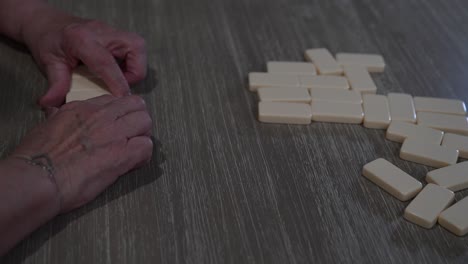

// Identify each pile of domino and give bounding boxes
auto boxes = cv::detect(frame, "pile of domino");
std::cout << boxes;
[248,48,468,236]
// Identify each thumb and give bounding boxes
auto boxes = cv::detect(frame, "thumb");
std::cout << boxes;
[39,63,72,107]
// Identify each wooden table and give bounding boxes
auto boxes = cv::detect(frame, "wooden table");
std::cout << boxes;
[1,0,468,263]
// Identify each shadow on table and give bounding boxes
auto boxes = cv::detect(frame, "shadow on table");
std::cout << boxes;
[0,35,29,54]
[0,37,46,159]
[131,66,158,95]
[1,137,166,263]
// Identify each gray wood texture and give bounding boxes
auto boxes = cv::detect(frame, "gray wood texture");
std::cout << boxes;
[1,0,468,263]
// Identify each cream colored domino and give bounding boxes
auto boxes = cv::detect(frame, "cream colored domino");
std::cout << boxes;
[257,87,311,103]
[426,162,468,192]
[442,133,468,159]
[417,112,468,136]
[387,93,417,123]
[439,197,468,236]
[258,101,312,125]
[71,66,108,92]
[67,68,110,102]
[363,94,391,129]
[336,53,385,72]
[343,66,377,94]
[267,61,317,76]
[73,65,98,77]
[66,89,109,102]
[304,48,343,75]
[404,183,454,229]
[386,121,444,144]
[400,138,458,168]
[70,75,109,92]
[309,88,362,104]
[362,158,422,201]
[298,76,349,90]
[311,101,363,124]
[414,97,466,116]
[248,73,299,91]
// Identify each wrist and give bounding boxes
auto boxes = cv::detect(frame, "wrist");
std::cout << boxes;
[0,156,61,254]
[2,157,61,217]
[20,4,65,45]
[0,0,46,42]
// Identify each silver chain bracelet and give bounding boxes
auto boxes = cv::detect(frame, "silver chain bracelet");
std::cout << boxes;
[13,154,61,206]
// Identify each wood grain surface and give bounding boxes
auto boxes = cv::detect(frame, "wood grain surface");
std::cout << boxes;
[1,0,468,263]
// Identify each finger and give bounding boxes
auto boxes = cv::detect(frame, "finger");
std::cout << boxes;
[84,94,118,105]
[39,63,72,107]
[124,136,153,171]
[77,41,130,96]
[114,110,152,139]
[99,95,147,120]
[122,48,147,85]
[105,33,147,84]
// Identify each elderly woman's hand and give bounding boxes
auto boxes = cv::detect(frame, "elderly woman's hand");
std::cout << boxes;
[21,6,147,107]
[12,95,153,212]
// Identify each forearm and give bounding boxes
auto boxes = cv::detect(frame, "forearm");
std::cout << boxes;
[0,0,76,47]
[0,0,47,41]
[0,158,60,256]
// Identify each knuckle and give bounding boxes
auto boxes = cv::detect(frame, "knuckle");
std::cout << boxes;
[144,136,153,146]
[142,112,152,124]
[115,108,127,120]
[141,112,153,129]
[63,24,89,40]
[62,25,93,51]
[115,137,128,148]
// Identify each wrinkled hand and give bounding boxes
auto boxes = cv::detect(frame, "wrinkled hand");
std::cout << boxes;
[23,8,147,107]
[12,95,153,213]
